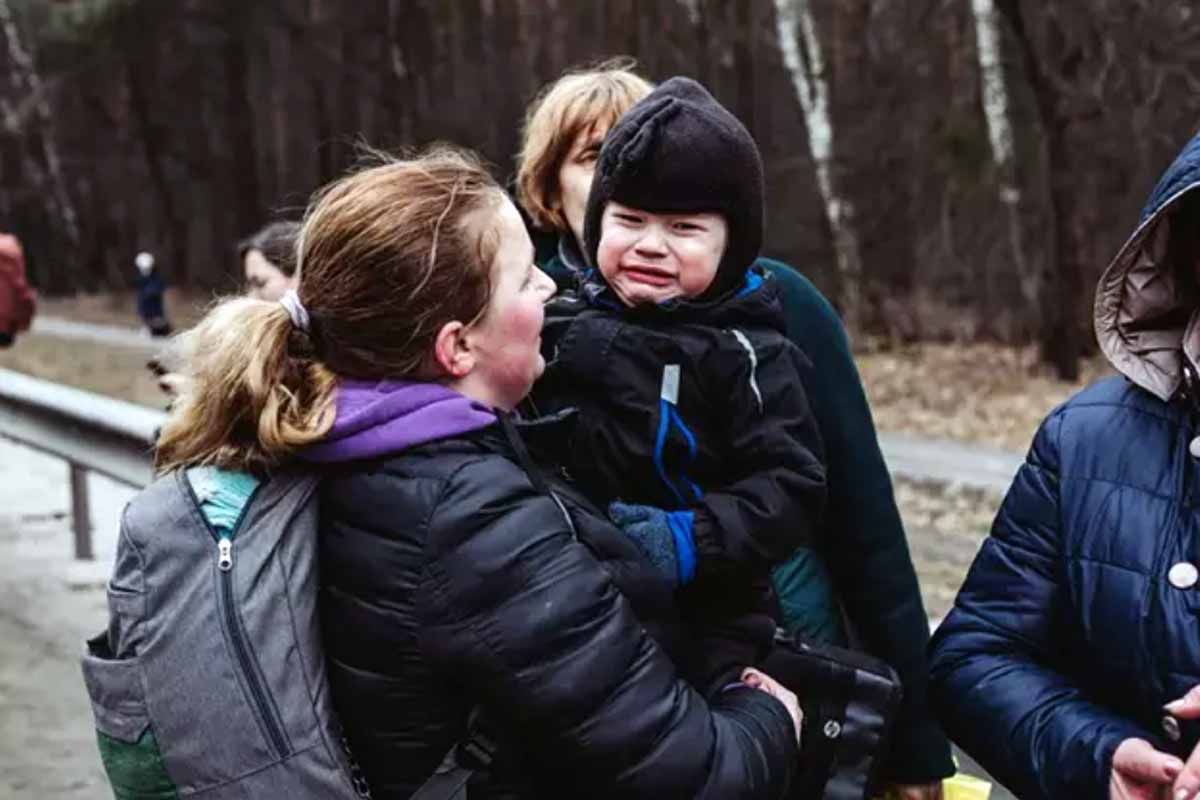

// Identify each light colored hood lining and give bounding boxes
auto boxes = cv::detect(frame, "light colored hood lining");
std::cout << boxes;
[1095,182,1200,402]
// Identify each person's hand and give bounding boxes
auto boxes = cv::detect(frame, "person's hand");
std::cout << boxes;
[742,667,802,748]
[1110,738,1182,799]
[887,782,944,800]
[1165,685,1200,799]
[607,502,696,586]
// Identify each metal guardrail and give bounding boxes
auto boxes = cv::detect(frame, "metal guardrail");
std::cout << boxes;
[0,368,165,559]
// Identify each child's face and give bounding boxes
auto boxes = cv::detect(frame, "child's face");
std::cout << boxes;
[596,202,727,306]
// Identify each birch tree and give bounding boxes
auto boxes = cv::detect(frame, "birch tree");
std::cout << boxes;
[0,0,80,248]
[773,0,864,338]
[971,0,1034,329]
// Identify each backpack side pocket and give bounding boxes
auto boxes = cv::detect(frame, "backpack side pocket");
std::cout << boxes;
[81,633,178,800]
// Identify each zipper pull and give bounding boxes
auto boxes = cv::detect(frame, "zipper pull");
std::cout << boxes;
[217,537,233,571]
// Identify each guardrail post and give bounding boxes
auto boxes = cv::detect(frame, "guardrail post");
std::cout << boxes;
[69,463,94,560]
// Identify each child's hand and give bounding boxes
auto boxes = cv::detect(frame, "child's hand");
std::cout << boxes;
[607,502,697,586]
[742,667,802,748]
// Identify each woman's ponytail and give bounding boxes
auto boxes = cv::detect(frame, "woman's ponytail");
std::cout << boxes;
[153,296,336,474]
[155,145,505,475]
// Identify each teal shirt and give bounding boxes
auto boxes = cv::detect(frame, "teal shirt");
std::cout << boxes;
[186,466,260,536]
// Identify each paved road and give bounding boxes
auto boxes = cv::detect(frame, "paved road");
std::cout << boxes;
[0,438,129,799]
[878,431,1023,494]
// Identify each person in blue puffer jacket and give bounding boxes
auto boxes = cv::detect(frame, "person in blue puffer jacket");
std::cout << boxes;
[929,130,1200,800]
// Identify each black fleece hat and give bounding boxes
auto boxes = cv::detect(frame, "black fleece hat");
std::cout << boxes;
[582,76,764,300]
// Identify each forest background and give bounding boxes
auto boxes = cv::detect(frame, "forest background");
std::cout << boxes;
[4,0,1200,380]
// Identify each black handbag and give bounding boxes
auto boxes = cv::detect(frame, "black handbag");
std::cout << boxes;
[763,629,903,800]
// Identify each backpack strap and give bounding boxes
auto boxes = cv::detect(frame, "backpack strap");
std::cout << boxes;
[408,707,496,800]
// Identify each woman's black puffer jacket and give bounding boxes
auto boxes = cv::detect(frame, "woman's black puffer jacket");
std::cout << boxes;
[319,417,797,799]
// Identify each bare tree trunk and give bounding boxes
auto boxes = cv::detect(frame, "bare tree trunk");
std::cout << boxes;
[996,0,1083,380]
[733,0,755,130]
[223,1,261,236]
[0,0,80,249]
[971,0,1034,338]
[681,0,711,88]
[125,48,188,284]
[773,0,864,339]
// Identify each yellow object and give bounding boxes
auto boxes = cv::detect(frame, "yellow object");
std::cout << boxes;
[874,771,992,800]
[942,771,993,800]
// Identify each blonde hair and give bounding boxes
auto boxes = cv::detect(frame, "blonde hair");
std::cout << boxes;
[516,59,653,232]
[155,147,507,474]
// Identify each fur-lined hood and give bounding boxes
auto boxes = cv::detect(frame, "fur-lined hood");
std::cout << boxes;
[1096,131,1200,401]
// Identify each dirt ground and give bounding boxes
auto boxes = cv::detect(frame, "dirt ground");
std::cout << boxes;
[37,289,213,331]
[0,332,169,409]
[857,342,1113,453]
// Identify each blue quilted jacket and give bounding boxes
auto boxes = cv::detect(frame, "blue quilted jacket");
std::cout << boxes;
[929,131,1200,798]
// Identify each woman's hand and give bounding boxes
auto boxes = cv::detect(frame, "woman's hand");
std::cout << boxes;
[887,782,944,800]
[1110,738,1182,799]
[742,667,802,747]
[1166,685,1200,799]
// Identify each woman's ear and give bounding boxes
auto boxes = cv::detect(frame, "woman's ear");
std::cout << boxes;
[433,320,474,378]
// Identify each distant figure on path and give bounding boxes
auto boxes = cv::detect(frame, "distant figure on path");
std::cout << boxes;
[134,251,171,337]
[0,233,36,348]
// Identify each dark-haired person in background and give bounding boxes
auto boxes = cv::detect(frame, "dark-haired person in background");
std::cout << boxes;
[147,221,302,398]
[240,221,300,301]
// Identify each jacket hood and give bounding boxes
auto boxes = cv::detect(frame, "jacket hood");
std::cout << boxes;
[580,264,786,333]
[1096,131,1200,400]
[582,76,765,302]
[302,380,496,463]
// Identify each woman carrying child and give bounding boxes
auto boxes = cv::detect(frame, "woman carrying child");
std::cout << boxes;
[146,147,803,798]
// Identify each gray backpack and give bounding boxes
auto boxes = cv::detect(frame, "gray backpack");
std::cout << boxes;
[80,470,370,798]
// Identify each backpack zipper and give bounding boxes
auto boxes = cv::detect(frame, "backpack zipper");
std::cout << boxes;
[182,474,291,759]
[216,538,290,759]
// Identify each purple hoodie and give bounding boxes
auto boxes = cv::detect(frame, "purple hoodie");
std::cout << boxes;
[302,379,497,463]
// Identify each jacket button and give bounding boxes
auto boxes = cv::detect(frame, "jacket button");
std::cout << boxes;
[1169,562,1199,589]
[1190,436,1200,458]
[823,720,842,739]
[1163,714,1182,742]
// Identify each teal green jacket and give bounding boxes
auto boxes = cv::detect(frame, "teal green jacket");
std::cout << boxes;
[540,242,955,783]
